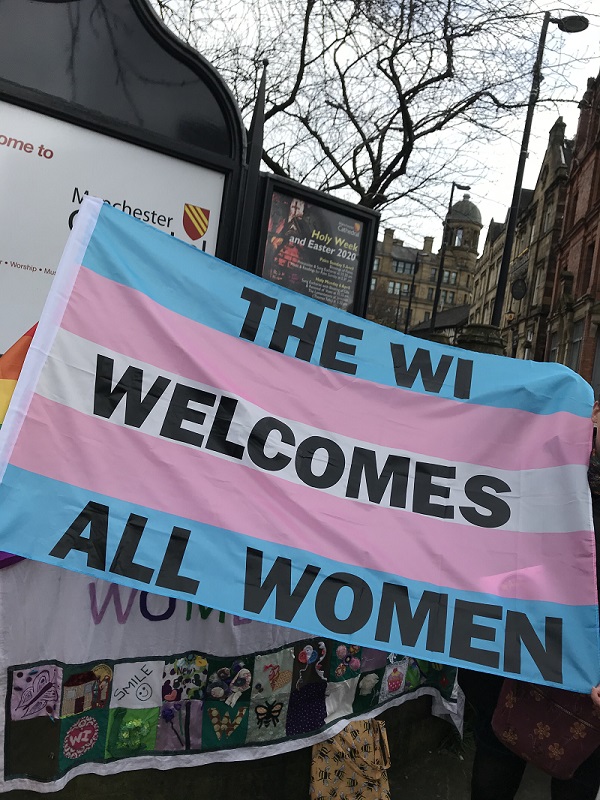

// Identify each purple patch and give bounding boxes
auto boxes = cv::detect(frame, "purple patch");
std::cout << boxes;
[11,665,62,721]
[156,700,203,751]
[360,648,390,672]
[285,681,327,736]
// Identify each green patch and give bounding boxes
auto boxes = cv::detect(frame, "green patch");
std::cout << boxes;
[105,707,159,759]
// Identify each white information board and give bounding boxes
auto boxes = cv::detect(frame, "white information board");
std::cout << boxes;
[0,101,225,352]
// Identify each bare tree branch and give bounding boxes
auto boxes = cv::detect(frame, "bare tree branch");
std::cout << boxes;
[152,0,597,224]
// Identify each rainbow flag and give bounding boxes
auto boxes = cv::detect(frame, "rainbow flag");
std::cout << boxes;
[0,197,597,691]
[0,325,35,428]
[0,326,34,568]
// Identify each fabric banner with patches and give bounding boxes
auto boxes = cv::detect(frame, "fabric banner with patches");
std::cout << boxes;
[0,558,459,792]
[0,197,597,692]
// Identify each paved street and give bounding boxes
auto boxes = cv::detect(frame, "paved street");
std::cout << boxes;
[389,728,551,800]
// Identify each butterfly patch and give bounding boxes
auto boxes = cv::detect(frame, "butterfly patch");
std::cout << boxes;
[254,699,284,728]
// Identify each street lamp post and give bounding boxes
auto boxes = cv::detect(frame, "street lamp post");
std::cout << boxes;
[430,181,470,331]
[404,254,419,334]
[490,11,588,328]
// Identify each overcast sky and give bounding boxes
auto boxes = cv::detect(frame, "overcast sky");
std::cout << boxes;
[393,2,600,252]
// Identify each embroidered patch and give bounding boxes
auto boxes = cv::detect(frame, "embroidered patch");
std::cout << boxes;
[207,706,247,740]
[58,707,109,774]
[105,707,159,759]
[63,716,99,759]
[293,639,329,690]
[325,677,360,724]
[379,659,410,703]
[60,663,112,718]
[352,670,384,716]
[286,681,327,736]
[254,699,284,728]
[11,665,62,721]
[205,657,253,706]
[252,650,294,699]
[330,644,362,682]
[156,700,203,751]
[162,654,208,702]
[111,661,164,709]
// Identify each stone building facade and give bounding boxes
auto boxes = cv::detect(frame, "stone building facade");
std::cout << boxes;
[469,219,506,328]
[367,195,482,332]
[502,119,572,361]
[469,118,571,361]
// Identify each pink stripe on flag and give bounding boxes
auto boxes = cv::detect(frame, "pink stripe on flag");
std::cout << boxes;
[59,267,591,472]
[10,396,598,606]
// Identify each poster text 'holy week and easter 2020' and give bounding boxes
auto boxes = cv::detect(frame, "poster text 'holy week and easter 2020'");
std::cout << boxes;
[0,196,598,694]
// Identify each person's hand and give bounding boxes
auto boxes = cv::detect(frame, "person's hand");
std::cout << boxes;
[591,685,600,708]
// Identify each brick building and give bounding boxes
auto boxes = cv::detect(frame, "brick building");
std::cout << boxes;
[545,77,600,394]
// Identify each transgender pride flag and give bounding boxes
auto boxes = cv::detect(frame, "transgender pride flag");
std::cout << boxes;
[0,197,597,691]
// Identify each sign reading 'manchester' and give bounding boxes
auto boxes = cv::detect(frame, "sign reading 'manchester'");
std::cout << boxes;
[0,198,597,692]
[0,101,224,353]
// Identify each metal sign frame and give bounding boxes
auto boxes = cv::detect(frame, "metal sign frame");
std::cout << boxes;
[0,0,246,262]
[254,174,379,318]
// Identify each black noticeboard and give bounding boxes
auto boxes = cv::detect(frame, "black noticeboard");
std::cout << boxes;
[256,175,379,318]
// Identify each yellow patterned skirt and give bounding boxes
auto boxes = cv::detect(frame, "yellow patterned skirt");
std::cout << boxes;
[309,718,391,799]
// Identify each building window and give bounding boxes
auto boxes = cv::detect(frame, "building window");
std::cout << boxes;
[566,192,578,230]
[454,229,464,247]
[370,277,377,292]
[515,232,524,255]
[393,260,416,275]
[549,331,558,362]
[424,312,430,322]
[388,281,409,295]
[529,222,536,245]
[567,320,584,370]
[543,204,553,232]
[427,287,434,301]
[579,242,595,295]
[430,267,437,281]
[450,271,457,285]
[440,290,455,305]
[533,266,544,306]
[373,257,380,272]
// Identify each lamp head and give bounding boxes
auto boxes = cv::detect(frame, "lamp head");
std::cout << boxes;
[553,15,589,33]
[454,183,471,191]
